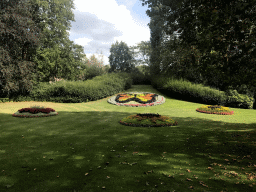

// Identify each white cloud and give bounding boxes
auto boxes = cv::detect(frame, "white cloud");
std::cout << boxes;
[74,37,93,46]
[70,0,150,65]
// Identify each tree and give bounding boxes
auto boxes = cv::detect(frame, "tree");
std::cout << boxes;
[129,41,152,67]
[28,0,87,83]
[0,0,41,98]
[141,0,256,92]
[83,54,106,80]
[108,41,135,73]
[165,0,256,90]
[140,0,186,78]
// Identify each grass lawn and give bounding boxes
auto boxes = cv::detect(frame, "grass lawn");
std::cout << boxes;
[0,85,256,192]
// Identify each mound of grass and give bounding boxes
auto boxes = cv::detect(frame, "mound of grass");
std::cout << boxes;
[196,105,234,115]
[119,113,178,127]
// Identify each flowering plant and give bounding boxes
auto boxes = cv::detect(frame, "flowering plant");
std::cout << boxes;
[196,105,234,115]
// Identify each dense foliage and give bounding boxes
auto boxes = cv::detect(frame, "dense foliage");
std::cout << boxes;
[0,0,41,98]
[0,0,92,98]
[108,41,135,73]
[140,0,256,100]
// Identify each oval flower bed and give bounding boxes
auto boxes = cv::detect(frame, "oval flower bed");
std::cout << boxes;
[108,92,165,107]
[196,105,234,115]
[119,113,178,127]
[12,105,58,118]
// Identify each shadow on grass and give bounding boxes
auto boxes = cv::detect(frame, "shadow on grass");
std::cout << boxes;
[0,111,255,192]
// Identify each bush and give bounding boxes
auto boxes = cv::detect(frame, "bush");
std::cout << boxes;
[225,89,254,109]
[0,98,10,103]
[151,74,227,105]
[6,71,135,103]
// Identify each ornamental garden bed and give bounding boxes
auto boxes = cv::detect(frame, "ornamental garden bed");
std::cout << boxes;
[12,105,58,118]
[107,92,165,107]
[196,105,234,115]
[119,113,178,127]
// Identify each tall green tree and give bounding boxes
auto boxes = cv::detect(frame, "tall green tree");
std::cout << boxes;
[108,41,135,73]
[0,0,41,97]
[28,0,87,83]
[141,0,256,91]
[165,0,256,90]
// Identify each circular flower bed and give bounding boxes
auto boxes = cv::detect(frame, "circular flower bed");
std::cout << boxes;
[119,113,178,127]
[108,92,165,107]
[12,105,58,118]
[196,105,234,115]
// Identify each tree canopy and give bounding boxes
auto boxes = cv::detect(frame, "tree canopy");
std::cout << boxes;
[140,0,256,92]
[0,0,41,97]
[0,0,94,98]
[108,41,135,73]
[29,0,87,83]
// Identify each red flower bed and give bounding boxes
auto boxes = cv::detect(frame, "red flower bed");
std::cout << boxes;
[18,107,55,114]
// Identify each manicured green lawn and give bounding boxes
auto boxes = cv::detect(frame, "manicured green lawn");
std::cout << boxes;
[0,85,255,192]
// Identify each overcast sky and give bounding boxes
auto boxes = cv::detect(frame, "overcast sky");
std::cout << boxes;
[67,0,151,66]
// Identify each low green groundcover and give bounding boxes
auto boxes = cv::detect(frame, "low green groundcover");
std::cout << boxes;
[12,105,58,118]
[196,105,234,115]
[119,113,178,127]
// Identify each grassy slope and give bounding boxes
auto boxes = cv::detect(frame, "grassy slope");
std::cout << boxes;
[0,85,256,191]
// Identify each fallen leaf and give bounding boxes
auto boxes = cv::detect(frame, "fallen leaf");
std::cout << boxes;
[187,169,192,172]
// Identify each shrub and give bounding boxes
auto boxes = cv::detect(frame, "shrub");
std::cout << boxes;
[225,89,254,109]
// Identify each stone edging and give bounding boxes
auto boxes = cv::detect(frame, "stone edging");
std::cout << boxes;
[107,92,165,107]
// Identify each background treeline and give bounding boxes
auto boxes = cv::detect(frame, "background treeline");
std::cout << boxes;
[1,0,256,108]
[0,0,152,99]
[0,0,114,99]
[141,0,256,99]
